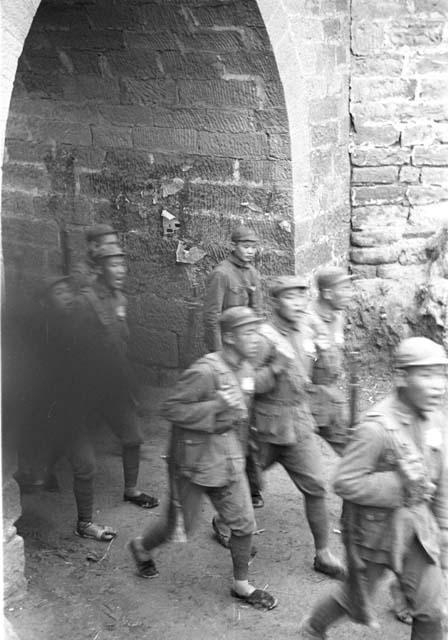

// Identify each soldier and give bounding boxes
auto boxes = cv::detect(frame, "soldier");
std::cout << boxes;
[36,275,117,541]
[204,225,264,509]
[77,244,159,512]
[307,266,354,455]
[128,307,278,612]
[238,276,344,578]
[300,337,448,640]
[71,223,119,291]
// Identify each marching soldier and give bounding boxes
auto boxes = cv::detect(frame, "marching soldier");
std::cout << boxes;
[204,225,264,509]
[307,266,354,455]
[300,337,448,639]
[77,244,159,517]
[128,307,278,612]
[222,276,344,578]
[71,223,119,291]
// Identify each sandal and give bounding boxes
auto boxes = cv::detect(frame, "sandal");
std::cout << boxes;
[128,538,159,578]
[231,587,278,611]
[75,521,117,542]
[123,493,159,509]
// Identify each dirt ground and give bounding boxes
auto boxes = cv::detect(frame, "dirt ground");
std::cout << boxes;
[7,377,409,640]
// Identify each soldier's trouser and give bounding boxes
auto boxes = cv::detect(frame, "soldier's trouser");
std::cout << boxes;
[258,438,330,550]
[141,470,256,578]
[309,385,348,456]
[306,536,445,640]
[98,397,143,489]
[49,428,96,523]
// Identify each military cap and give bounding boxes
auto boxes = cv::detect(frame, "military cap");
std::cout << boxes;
[394,337,448,369]
[231,226,258,243]
[220,306,262,333]
[270,275,309,297]
[96,244,125,261]
[316,266,352,291]
[85,224,116,242]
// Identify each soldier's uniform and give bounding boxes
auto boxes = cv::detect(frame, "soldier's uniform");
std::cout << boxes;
[76,245,157,510]
[251,276,344,578]
[203,227,263,352]
[306,269,352,455]
[71,224,118,292]
[301,337,448,640]
[128,308,277,611]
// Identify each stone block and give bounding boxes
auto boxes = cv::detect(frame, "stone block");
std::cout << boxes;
[412,145,448,166]
[398,238,428,265]
[178,31,245,53]
[351,228,402,247]
[178,79,259,109]
[350,77,416,103]
[351,146,411,166]
[351,185,406,206]
[434,124,448,143]
[311,121,340,147]
[409,202,448,225]
[351,54,403,77]
[190,3,265,28]
[376,263,427,281]
[3,532,26,604]
[401,122,436,147]
[410,51,448,75]
[268,133,291,160]
[129,325,179,368]
[51,28,126,52]
[418,78,448,102]
[197,131,268,159]
[120,78,177,106]
[91,125,132,149]
[254,109,289,134]
[3,162,51,193]
[133,127,198,154]
[387,19,445,48]
[420,168,448,186]
[63,75,120,103]
[399,165,421,184]
[353,123,400,146]
[407,185,448,205]
[350,264,377,279]
[350,245,400,265]
[352,166,399,184]
[1,191,34,218]
[2,217,60,248]
[218,52,281,80]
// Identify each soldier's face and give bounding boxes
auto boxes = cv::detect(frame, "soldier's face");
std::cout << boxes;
[276,288,309,322]
[324,280,354,311]
[399,365,447,414]
[229,323,260,359]
[48,282,74,314]
[233,242,257,263]
[102,257,126,290]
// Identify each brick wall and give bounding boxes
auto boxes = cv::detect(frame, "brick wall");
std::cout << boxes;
[350,0,448,281]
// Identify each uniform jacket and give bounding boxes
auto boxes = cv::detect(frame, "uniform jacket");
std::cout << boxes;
[253,314,316,445]
[71,257,99,292]
[306,301,347,426]
[334,393,448,571]
[203,253,263,352]
[76,280,134,401]
[161,352,254,486]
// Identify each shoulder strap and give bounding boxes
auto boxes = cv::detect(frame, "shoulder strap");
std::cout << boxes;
[81,287,109,328]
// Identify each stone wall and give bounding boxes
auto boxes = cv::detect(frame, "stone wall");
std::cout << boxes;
[2,0,351,382]
[348,0,448,359]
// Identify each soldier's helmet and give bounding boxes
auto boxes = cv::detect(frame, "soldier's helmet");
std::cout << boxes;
[231,226,258,243]
[269,275,309,298]
[394,337,448,368]
[220,306,262,333]
[316,266,352,291]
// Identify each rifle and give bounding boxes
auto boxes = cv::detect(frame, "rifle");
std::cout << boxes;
[166,426,187,543]
[340,348,377,627]
[60,227,72,275]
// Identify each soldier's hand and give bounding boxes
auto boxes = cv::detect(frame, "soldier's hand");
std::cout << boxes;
[216,386,242,411]
[271,349,293,375]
